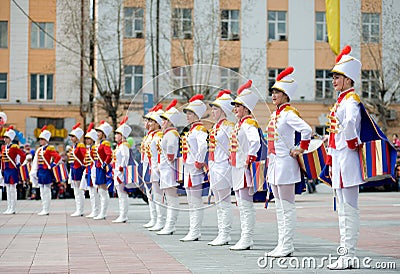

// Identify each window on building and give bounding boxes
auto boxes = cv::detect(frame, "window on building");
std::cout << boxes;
[362,70,379,99]
[220,68,239,92]
[172,66,189,87]
[315,12,328,42]
[268,11,287,41]
[315,70,333,99]
[362,13,380,43]
[221,10,240,41]
[172,8,192,39]
[124,65,143,95]
[267,68,284,96]
[124,7,144,38]
[0,21,8,48]
[30,74,53,100]
[0,73,7,99]
[31,22,54,49]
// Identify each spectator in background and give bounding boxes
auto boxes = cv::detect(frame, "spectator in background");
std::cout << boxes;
[392,134,400,149]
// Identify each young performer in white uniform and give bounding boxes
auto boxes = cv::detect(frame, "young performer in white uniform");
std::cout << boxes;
[180,94,208,242]
[157,99,182,235]
[325,46,364,270]
[207,90,235,246]
[112,117,132,223]
[266,67,312,257]
[68,123,86,217]
[81,123,100,218]
[229,80,261,250]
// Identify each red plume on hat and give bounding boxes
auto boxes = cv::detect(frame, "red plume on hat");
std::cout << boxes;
[99,120,105,125]
[119,116,128,125]
[41,125,47,132]
[166,99,177,111]
[72,122,81,130]
[217,89,231,98]
[7,125,14,131]
[336,45,352,63]
[153,103,163,112]
[276,66,294,81]
[189,94,204,102]
[237,80,252,95]
[86,122,94,133]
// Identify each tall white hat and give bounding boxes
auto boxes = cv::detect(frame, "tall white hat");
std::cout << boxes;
[95,120,113,138]
[147,103,164,126]
[231,80,259,112]
[161,99,181,126]
[115,116,132,138]
[39,125,51,142]
[69,122,84,140]
[331,45,362,83]
[183,94,207,119]
[209,90,234,115]
[270,66,298,100]
[84,122,98,142]
[4,125,16,141]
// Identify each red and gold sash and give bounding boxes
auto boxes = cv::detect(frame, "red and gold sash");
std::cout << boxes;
[208,118,226,161]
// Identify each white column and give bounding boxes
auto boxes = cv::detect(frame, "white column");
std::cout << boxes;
[241,0,267,100]
[9,0,29,103]
[288,0,315,101]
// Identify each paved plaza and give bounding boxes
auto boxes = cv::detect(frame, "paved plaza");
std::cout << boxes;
[0,187,399,273]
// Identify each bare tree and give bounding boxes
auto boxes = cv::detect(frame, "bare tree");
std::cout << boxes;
[358,0,400,132]
[59,0,145,130]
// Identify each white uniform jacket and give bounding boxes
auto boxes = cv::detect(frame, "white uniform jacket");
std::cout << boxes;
[230,116,261,191]
[209,119,234,190]
[113,141,130,185]
[266,103,312,185]
[327,88,363,188]
[140,130,155,181]
[159,128,180,189]
[182,122,208,188]
[149,130,162,183]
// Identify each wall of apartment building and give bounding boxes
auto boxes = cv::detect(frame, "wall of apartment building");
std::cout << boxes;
[0,0,83,146]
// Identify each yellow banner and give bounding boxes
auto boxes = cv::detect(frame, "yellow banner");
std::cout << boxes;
[326,0,340,55]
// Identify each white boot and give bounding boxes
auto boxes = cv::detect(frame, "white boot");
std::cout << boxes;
[180,197,203,242]
[269,200,295,257]
[143,199,157,228]
[8,184,17,214]
[112,196,128,223]
[86,186,100,218]
[209,201,232,246]
[230,199,255,250]
[267,198,284,256]
[149,192,166,231]
[157,194,179,235]
[94,188,109,220]
[3,184,11,214]
[71,184,84,217]
[327,203,360,270]
[38,185,51,216]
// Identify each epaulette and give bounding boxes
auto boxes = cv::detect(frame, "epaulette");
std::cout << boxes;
[168,129,180,137]
[77,143,85,148]
[245,118,259,128]
[156,131,163,138]
[223,120,235,127]
[195,125,208,133]
[102,140,111,147]
[47,145,56,151]
[10,144,20,149]
[122,141,130,148]
[284,106,301,117]
[345,92,361,103]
